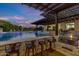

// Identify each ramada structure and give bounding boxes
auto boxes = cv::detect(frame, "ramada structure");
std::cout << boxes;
[22,3,79,55]
[23,3,79,35]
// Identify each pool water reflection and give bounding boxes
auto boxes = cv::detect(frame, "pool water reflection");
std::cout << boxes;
[0,31,49,41]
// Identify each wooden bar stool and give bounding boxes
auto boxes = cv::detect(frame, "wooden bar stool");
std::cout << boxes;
[5,44,13,56]
[5,42,21,56]
[14,43,21,56]
[0,45,6,56]
[47,37,56,52]
[25,40,36,56]
[43,38,50,55]
[41,38,53,55]
[38,39,45,56]
[44,38,49,50]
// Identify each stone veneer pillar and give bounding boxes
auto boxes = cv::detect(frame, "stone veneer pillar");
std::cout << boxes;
[59,22,66,30]
[74,19,79,32]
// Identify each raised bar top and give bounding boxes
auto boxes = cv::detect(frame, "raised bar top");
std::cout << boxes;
[0,36,52,46]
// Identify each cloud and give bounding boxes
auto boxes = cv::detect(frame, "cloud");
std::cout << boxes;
[0,15,40,24]
[0,16,33,28]
[13,16,24,20]
[0,16,25,22]
[0,16,24,20]
[0,17,9,21]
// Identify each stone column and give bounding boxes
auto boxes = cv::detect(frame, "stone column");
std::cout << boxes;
[75,19,79,31]
[60,22,66,30]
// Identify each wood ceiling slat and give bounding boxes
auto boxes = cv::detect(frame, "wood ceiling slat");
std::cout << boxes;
[44,3,60,12]
[54,3,78,12]
[40,4,52,10]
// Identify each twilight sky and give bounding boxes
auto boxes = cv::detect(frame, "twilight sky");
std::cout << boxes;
[0,3,44,27]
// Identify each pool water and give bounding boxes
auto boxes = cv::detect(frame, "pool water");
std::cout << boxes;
[0,31,49,41]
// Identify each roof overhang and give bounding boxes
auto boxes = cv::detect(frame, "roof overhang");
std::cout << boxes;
[23,3,79,25]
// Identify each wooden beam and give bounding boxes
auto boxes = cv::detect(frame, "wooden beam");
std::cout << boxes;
[40,4,52,10]
[53,3,78,13]
[44,3,60,12]
[54,13,58,36]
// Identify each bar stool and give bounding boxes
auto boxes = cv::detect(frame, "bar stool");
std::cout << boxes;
[0,45,6,56]
[44,38,50,51]
[38,39,46,56]
[41,37,54,55]
[47,37,56,52]
[43,39,50,56]
[14,43,21,56]
[5,42,21,56]
[25,40,36,56]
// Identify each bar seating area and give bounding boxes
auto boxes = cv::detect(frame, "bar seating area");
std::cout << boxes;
[0,36,60,56]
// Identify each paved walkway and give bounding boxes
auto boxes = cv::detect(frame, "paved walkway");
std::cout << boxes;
[35,49,65,56]
[48,50,65,56]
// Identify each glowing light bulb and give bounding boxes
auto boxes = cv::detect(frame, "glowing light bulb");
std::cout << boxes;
[70,35,73,40]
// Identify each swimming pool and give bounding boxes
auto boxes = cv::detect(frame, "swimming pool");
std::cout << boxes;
[0,31,49,41]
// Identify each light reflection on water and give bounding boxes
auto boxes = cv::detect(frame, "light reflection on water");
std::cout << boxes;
[0,31,49,41]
